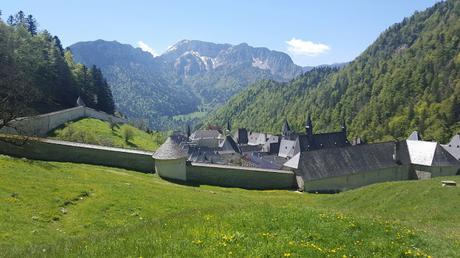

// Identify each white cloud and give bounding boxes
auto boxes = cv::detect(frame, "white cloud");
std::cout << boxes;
[138,41,158,57]
[286,38,330,57]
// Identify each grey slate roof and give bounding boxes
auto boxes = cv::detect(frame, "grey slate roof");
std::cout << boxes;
[219,135,241,154]
[298,131,349,151]
[235,128,248,144]
[407,140,460,166]
[296,141,411,181]
[432,142,460,165]
[278,138,300,158]
[152,135,188,160]
[441,134,460,160]
[190,130,222,140]
[408,131,422,141]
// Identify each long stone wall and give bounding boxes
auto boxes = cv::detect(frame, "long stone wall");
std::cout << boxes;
[0,136,154,173]
[0,106,127,137]
[303,166,412,193]
[187,162,296,189]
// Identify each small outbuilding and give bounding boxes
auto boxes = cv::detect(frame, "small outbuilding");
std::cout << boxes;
[152,134,188,181]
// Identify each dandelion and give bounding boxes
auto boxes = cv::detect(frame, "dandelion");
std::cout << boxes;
[192,239,203,245]
[284,252,291,257]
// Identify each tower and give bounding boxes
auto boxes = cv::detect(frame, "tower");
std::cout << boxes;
[341,119,347,135]
[186,124,191,140]
[305,114,313,137]
[226,120,231,133]
[282,119,291,136]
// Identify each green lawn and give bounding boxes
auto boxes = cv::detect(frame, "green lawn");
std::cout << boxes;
[0,155,459,257]
[49,118,167,151]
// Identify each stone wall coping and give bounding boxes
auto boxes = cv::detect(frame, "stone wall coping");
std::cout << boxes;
[190,162,294,174]
[40,138,153,155]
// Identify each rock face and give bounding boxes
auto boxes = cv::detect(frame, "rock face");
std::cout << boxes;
[69,39,304,129]
[159,40,302,79]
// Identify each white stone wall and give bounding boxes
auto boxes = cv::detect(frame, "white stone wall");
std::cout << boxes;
[1,107,127,136]
[155,158,187,181]
[0,136,154,173]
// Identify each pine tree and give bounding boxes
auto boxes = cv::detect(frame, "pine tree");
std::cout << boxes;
[14,11,25,25]
[7,15,14,26]
[53,36,64,56]
[25,15,37,35]
[98,79,115,114]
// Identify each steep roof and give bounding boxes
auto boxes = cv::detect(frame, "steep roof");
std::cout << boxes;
[432,142,460,166]
[152,135,188,160]
[296,141,411,181]
[235,128,248,144]
[298,131,349,151]
[284,152,300,169]
[219,135,241,154]
[407,131,422,141]
[278,138,300,158]
[190,130,222,140]
[406,140,436,166]
[407,140,459,166]
[282,120,291,136]
[248,132,267,145]
[441,134,460,160]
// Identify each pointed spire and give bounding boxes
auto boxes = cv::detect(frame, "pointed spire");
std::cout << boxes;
[226,120,231,132]
[282,119,291,136]
[341,119,347,133]
[305,113,313,136]
[186,124,191,140]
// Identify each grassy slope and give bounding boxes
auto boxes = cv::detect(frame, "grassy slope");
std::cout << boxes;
[49,118,166,151]
[0,155,459,257]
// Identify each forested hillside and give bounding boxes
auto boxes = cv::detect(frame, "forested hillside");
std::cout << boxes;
[69,40,304,130]
[0,11,115,121]
[208,0,460,143]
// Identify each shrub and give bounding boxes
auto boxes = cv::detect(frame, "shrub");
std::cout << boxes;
[122,127,134,143]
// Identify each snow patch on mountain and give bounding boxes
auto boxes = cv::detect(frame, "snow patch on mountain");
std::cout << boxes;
[252,57,271,70]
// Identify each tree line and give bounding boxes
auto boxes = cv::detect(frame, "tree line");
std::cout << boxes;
[0,10,115,130]
[208,0,460,143]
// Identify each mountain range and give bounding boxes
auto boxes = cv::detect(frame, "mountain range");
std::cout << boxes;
[207,0,460,143]
[69,40,312,129]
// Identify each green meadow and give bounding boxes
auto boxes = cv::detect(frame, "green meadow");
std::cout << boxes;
[49,118,167,151]
[0,155,459,257]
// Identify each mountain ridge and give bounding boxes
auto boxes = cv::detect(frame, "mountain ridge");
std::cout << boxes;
[69,39,312,129]
[207,0,460,143]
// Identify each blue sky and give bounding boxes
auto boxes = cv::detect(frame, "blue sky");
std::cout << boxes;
[2,0,439,66]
